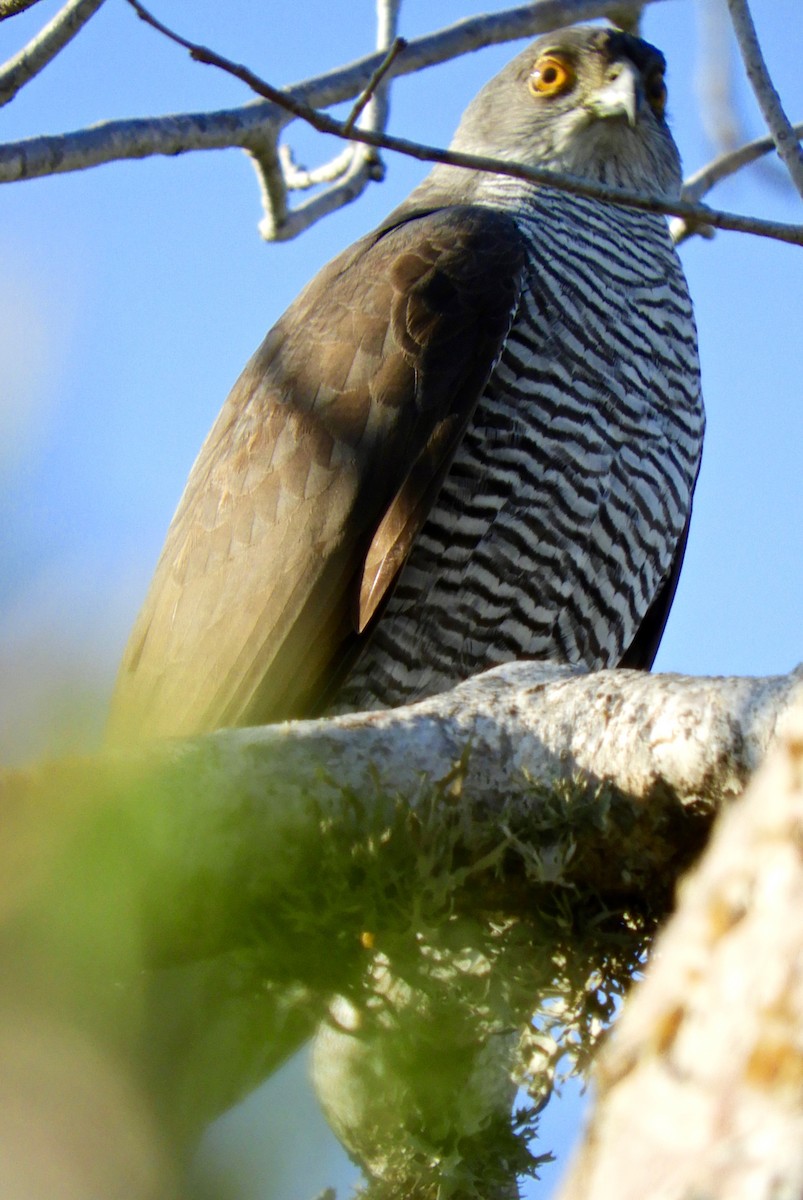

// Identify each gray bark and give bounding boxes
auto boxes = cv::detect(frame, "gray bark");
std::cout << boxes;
[557,697,803,1200]
[144,662,802,935]
[3,664,802,1184]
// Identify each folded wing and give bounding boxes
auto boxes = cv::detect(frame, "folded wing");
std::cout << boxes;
[108,206,526,738]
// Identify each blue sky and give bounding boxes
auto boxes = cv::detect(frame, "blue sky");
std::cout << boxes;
[1,0,800,1194]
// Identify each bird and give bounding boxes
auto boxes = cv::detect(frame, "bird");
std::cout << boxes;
[108,24,704,741]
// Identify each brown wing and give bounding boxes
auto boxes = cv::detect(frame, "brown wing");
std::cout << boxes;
[108,206,525,739]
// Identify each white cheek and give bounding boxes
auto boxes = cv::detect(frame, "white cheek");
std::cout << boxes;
[548,108,601,161]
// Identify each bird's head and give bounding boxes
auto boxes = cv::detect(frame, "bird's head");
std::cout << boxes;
[449,25,682,198]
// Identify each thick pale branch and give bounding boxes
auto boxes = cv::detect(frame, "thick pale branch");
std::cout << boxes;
[557,700,803,1200]
[0,105,279,179]
[726,0,803,198]
[9,664,800,966]
[0,0,106,108]
[3,665,802,1159]
[227,663,797,824]
[248,136,289,237]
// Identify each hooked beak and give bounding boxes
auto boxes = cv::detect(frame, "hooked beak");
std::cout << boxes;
[587,60,643,128]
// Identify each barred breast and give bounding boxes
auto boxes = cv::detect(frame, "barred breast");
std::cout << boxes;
[335,186,705,712]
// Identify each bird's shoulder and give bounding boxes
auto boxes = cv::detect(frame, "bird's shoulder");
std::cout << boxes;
[173,204,529,539]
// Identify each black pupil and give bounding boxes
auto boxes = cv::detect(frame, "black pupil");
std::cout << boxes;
[542,66,558,84]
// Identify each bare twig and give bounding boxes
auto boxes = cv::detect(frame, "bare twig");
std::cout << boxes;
[0,0,665,184]
[725,0,803,199]
[684,119,803,203]
[263,2,405,240]
[359,0,403,143]
[126,0,803,247]
[0,0,45,18]
[671,120,803,243]
[343,35,406,136]
[0,0,799,247]
[0,0,107,107]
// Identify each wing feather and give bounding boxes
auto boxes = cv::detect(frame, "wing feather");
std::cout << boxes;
[619,515,692,670]
[109,206,525,738]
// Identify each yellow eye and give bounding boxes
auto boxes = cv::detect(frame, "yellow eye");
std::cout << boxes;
[646,69,668,117]
[528,53,575,98]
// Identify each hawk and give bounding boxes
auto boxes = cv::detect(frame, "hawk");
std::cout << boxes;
[109,25,704,740]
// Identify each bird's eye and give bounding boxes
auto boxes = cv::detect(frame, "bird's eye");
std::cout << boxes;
[646,69,668,117]
[528,54,575,98]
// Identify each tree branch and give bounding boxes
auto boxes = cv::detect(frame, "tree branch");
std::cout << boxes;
[6,664,799,965]
[3,664,800,1157]
[0,0,640,173]
[0,0,46,18]
[14,97,798,251]
[343,36,405,136]
[278,141,356,189]
[683,120,803,203]
[0,0,107,108]
[1,0,799,247]
[557,698,803,1200]
[670,119,803,243]
[261,143,383,242]
[255,4,405,242]
[123,0,803,247]
[726,0,803,198]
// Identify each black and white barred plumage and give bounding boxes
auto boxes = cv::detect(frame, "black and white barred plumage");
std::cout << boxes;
[338,184,702,709]
[110,26,704,739]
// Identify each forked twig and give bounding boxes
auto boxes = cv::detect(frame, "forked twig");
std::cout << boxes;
[343,35,407,136]
[684,120,803,204]
[671,119,803,243]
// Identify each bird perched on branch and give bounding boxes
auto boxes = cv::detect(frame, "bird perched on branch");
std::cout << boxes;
[109,24,704,740]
